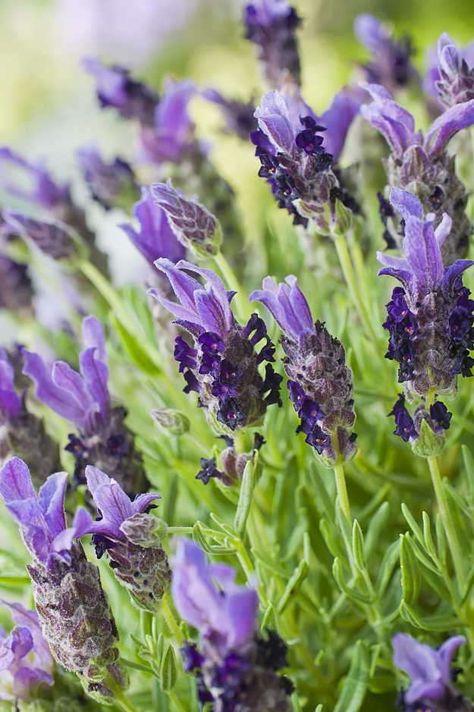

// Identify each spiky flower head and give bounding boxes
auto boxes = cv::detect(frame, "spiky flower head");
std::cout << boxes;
[251,275,356,462]
[0,458,124,702]
[362,83,474,262]
[23,316,148,495]
[172,539,292,710]
[0,601,54,702]
[244,0,302,89]
[152,259,281,434]
[73,466,170,612]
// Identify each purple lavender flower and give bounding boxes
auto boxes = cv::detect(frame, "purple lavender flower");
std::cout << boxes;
[251,276,356,462]
[83,58,158,125]
[139,79,197,164]
[244,0,302,88]
[23,316,148,495]
[0,253,34,313]
[203,89,257,140]
[393,634,468,710]
[252,87,361,230]
[151,181,222,257]
[0,148,70,209]
[425,34,474,109]
[73,466,171,611]
[172,539,292,710]
[0,600,54,702]
[120,187,185,266]
[152,259,281,434]
[362,83,474,262]
[0,457,123,701]
[354,14,418,92]
[76,147,138,211]
[378,188,474,441]
[3,212,77,260]
[0,349,60,486]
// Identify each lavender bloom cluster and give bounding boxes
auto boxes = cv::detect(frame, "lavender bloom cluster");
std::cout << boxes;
[172,539,292,710]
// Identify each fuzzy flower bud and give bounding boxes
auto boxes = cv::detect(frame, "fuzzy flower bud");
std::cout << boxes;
[251,276,356,462]
[151,260,282,434]
[0,458,124,702]
[76,148,138,212]
[151,182,222,258]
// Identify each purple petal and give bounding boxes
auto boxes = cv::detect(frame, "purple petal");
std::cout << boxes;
[425,99,474,156]
[85,466,133,530]
[82,315,107,363]
[154,258,201,311]
[443,259,474,289]
[222,588,259,648]
[437,635,465,682]
[132,492,161,514]
[320,87,363,160]
[393,633,440,683]
[52,361,91,408]
[389,188,424,220]
[37,472,68,538]
[0,458,35,503]
[0,355,21,420]
[79,347,110,422]
[354,14,388,53]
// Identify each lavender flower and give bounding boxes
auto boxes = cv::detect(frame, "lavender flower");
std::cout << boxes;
[354,14,417,92]
[22,316,148,495]
[120,187,185,266]
[152,259,281,434]
[252,87,361,231]
[73,466,170,612]
[0,148,70,209]
[425,34,474,109]
[378,189,474,443]
[0,349,61,486]
[203,89,257,140]
[361,83,474,262]
[151,181,222,257]
[393,634,470,711]
[251,276,356,462]
[76,147,138,211]
[0,253,34,313]
[244,0,302,88]
[0,601,54,702]
[83,58,158,125]
[3,212,77,261]
[172,539,292,710]
[0,457,124,701]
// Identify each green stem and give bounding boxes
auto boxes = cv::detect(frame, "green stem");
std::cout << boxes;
[106,676,138,712]
[334,460,351,521]
[161,594,185,645]
[213,251,249,322]
[427,455,466,592]
[167,691,188,712]
[334,234,378,343]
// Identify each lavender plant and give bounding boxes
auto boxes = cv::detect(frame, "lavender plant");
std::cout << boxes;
[2,3,474,711]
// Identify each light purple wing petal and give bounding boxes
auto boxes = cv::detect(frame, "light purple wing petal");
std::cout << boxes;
[22,351,85,425]
[354,14,388,52]
[37,472,68,538]
[321,87,363,160]
[82,315,107,363]
[437,635,465,682]
[132,492,161,514]
[389,188,424,220]
[79,347,110,420]
[393,633,439,682]
[222,588,259,648]
[85,466,133,527]
[425,99,474,156]
[51,361,90,408]
[154,258,200,311]
[0,458,36,503]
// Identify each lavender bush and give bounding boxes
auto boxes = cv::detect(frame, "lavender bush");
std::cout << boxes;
[1,3,474,710]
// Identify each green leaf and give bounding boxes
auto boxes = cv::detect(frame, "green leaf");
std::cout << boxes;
[233,454,259,537]
[110,313,162,376]
[400,534,421,605]
[332,558,372,604]
[160,643,178,691]
[352,520,366,570]
[334,641,369,712]
[277,559,309,614]
[375,540,400,596]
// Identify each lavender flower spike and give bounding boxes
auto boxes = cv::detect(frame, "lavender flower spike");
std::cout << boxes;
[152,259,281,434]
[0,457,124,701]
[378,188,474,445]
[393,633,469,711]
[23,315,148,495]
[354,14,417,92]
[362,83,474,262]
[0,601,54,702]
[426,33,474,108]
[251,276,356,462]
[244,0,302,88]
[0,348,61,486]
[3,212,78,261]
[73,466,171,612]
[77,147,138,212]
[120,187,185,266]
[172,539,292,710]
[151,181,222,257]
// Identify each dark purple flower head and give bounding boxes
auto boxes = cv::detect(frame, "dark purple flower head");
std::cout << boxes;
[172,539,258,653]
[23,315,109,434]
[77,147,138,211]
[378,189,474,401]
[251,276,356,462]
[425,34,474,109]
[153,260,281,432]
[0,253,34,313]
[252,87,361,230]
[389,394,452,446]
[140,79,197,164]
[203,89,257,140]
[244,0,302,88]
[120,187,185,266]
[83,58,158,125]
[354,14,417,92]
[393,633,465,706]
[0,457,79,569]
[0,348,22,423]
[0,600,54,701]
[151,182,222,257]
[3,212,77,261]
[0,147,70,209]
